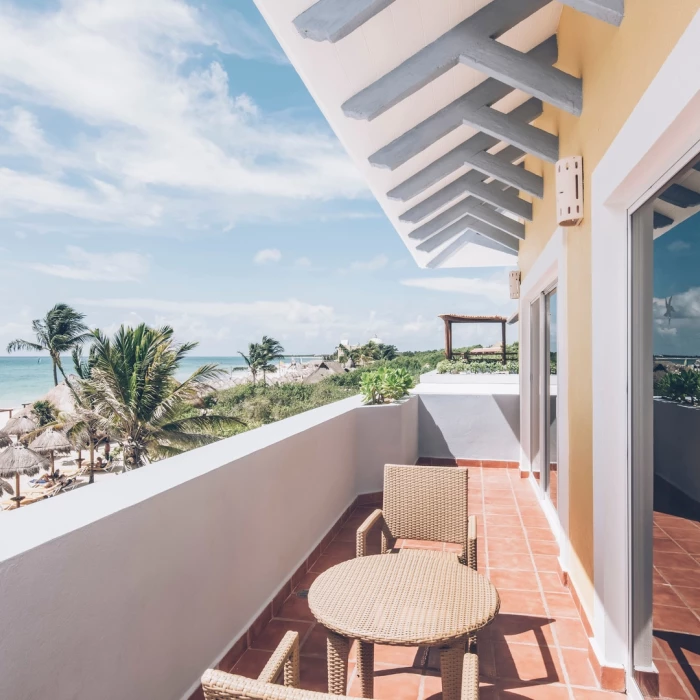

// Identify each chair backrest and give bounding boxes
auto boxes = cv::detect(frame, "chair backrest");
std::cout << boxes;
[383,464,468,545]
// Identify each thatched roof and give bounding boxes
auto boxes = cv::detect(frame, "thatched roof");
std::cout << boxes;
[439,314,507,323]
[29,429,72,454]
[3,414,38,436]
[0,445,49,477]
[0,432,11,448]
[40,380,77,413]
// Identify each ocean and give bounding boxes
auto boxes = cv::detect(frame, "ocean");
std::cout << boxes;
[0,355,321,409]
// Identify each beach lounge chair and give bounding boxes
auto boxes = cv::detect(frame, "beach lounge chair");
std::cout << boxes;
[200,631,479,700]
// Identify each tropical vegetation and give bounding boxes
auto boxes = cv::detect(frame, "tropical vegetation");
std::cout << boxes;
[655,366,700,404]
[80,324,243,468]
[360,367,414,405]
[239,336,285,387]
[7,303,91,385]
[5,302,484,484]
[437,359,520,375]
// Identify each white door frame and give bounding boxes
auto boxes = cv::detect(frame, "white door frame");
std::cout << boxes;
[520,228,570,572]
[590,10,700,684]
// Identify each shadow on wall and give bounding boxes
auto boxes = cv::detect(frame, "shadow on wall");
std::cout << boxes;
[417,393,520,461]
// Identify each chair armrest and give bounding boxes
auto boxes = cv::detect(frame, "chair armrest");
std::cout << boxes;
[257,630,300,687]
[202,669,337,699]
[356,508,384,557]
[467,515,478,571]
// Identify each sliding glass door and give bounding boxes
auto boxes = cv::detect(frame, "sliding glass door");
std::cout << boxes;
[530,284,559,518]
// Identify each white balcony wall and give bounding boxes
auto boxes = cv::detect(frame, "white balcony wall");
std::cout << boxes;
[0,396,418,700]
[413,374,521,461]
[654,399,700,504]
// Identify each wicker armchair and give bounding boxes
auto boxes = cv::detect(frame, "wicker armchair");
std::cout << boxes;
[356,464,477,570]
[201,631,479,700]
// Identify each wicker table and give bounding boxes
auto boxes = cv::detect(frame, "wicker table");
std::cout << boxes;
[308,550,500,700]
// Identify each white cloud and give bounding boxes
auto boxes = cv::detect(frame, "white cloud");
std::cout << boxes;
[253,248,282,265]
[668,240,691,252]
[653,288,700,321]
[347,254,389,272]
[73,296,337,344]
[0,0,369,232]
[295,256,312,267]
[656,325,678,336]
[28,245,150,281]
[401,276,510,304]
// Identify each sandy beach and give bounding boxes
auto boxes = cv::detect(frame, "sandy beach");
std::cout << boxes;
[0,358,342,511]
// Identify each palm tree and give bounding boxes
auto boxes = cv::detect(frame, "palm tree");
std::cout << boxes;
[259,336,285,386]
[83,324,242,468]
[66,344,106,483]
[7,304,91,385]
[239,342,264,386]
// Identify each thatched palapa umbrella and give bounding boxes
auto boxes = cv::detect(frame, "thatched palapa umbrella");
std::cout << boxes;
[0,445,49,508]
[29,429,72,474]
[3,414,37,437]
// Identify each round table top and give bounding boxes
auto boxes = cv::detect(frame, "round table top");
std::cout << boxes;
[308,550,500,646]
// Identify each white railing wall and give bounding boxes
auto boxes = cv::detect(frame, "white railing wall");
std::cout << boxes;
[0,396,418,700]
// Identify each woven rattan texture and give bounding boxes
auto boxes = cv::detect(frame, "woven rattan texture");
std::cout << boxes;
[308,549,499,646]
[383,464,468,545]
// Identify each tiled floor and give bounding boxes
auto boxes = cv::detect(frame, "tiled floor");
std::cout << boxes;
[225,467,621,699]
[653,494,700,700]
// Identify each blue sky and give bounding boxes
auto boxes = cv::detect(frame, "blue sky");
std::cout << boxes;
[0,0,516,356]
[654,209,700,356]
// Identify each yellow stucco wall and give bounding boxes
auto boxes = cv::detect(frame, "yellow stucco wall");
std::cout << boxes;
[519,1,698,619]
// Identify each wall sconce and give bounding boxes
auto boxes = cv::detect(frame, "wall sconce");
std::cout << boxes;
[556,156,584,226]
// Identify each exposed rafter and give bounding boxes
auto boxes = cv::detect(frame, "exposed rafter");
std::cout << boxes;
[426,232,516,270]
[386,101,543,201]
[408,196,525,242]
[368,36,557,170]
[341,0,582,120]
[559,0,624,26]
[468,151,543,198]
[461,104,559,163]
[288,0,626,269]
[417,216,520,253]
[293,0,396,43]
[401,158,533,225]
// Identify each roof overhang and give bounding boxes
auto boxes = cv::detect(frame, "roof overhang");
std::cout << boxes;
[253,0,625,269]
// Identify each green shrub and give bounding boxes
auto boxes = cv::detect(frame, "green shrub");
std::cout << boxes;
[360,367,414,405]
[655,368,700,403]
[436,359,519,375]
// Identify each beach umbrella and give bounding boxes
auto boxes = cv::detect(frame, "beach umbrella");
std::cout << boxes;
[29,429,72,474]
[3,414,38,437]
[0,445,49,508]
[0,432,11,448]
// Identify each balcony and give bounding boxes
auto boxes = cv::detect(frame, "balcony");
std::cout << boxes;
[0,380,611,700]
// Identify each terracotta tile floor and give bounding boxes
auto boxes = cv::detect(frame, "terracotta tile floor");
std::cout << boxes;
[653,507,700,700]
[229,468,621,699]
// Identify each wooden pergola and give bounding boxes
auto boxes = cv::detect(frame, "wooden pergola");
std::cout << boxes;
[439,314,508,364]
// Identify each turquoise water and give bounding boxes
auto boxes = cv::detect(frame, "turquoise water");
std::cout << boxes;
[0,355,321,408]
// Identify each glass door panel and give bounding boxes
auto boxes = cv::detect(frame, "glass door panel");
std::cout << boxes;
[545,288,558,509]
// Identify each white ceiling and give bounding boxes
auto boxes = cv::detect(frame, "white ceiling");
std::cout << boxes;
[253,0,564,269]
